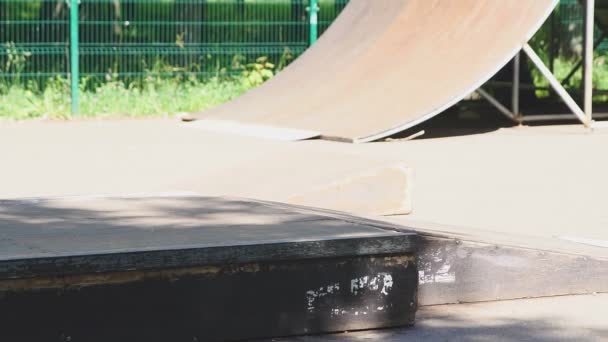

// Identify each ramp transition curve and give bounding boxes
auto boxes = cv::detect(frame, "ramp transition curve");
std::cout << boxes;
[188,0,558,143]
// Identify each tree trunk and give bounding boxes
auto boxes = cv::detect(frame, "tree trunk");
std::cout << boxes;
[175,1,205,68]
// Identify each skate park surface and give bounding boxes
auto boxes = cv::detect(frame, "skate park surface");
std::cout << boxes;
[3,0,607,338]
[275,294,608,342]
[2,118,607,257]
[1,118,607,338]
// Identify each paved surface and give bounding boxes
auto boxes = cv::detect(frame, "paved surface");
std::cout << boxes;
[0,119,607,258]
[368,125,608,258]
[0,195,408,260]
[1,119,607,339]
[0,119,403,206]
[274,294,608,342]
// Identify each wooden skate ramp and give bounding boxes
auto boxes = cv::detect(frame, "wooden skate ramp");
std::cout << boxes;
[189,0,558,143]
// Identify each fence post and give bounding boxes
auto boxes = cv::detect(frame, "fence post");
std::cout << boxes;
[583,0,594,125]
[70,0,80,115]
[309,0,319,45]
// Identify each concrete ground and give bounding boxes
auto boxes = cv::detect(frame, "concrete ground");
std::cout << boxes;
[0,119,400,199]
[275,294,608,341]
[1,118,607,340]
[1,118,606,257]
[372,124,608,258]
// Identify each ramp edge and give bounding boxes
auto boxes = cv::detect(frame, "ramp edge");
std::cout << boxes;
[355,0,559,143]
[185,119,321,141]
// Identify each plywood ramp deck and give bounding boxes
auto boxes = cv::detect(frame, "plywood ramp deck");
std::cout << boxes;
[189,0,558,142]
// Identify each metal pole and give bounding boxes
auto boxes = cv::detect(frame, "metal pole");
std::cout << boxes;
[477,88,517,122]
[550,12,556,73]
[70,0,79,116]
[522,112,608,122]
[561,30,606,86]
[523,44,587,125]
[583,0,595,124]
[309,0,319,46]
[512,52,521,122]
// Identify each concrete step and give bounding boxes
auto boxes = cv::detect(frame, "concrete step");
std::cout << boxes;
[0,195,418,342]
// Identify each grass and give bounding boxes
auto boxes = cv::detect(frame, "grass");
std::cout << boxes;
[0,54,279,120]
[529,55,608,101]
[4,54,608,121]
[0,76,253,120]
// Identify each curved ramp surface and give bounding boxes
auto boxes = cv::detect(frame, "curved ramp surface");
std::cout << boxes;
[190,0,558,143]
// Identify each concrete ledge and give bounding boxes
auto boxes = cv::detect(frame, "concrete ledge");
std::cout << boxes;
[0,195,418,341]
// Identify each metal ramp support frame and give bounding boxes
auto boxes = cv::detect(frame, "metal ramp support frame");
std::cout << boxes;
[479,0,597,128]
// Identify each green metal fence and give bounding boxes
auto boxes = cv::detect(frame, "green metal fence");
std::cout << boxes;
[1,0,348,113]
[0,0,70,82]
[0,0,606,115]
[1,0,347,82]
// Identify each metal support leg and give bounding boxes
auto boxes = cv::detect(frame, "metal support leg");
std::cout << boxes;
[512,52,521,123]
[522,44,589,126]
[583,0,595,124]
[69,0,79,116]
[562,0,606,87]
[477,88,517,122]
[550,12,556,73]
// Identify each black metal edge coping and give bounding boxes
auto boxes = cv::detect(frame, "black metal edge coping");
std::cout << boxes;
[0,234,418,281]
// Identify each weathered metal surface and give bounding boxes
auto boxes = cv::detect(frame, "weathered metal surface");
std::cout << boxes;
[189,0,558,142]
[0,255,417,342]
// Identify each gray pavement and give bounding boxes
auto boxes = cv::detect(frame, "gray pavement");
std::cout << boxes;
[1,119,606,257]
[275,294,608,341]
[1,119,607,340]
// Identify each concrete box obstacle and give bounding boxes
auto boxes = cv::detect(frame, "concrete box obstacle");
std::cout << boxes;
[0,195,418,342]
[187,0,558,143]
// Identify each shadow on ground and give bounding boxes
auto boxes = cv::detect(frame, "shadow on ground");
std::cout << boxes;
[389,99,608,141]
[0,195,396,265]
[389,102,514,141]
[273,312,608,341]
